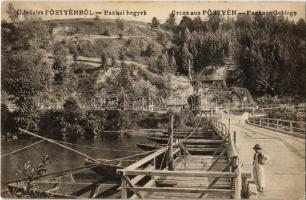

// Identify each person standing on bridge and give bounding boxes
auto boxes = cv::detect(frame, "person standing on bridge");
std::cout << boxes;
[252,144,270,192]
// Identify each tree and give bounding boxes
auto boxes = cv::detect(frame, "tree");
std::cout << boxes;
[191,16,204,32]
[169,54,177,72]
[102,29,110,36]
[111,56,117,67]
[156,54,169,74]
[1,103,15,134]
[116,19,125,31]
[7,2,18,23]
[12,17,51,50]
[151,17,160,29]
[165,13,177,32]
[100,50,107,68]
[63,96,81,112]
[2,50,52,129]
[178,28,191,43]
[62,96,86,138]
[70,43,79,63]
[156,31,168,48]
[53,41,69,82]
[119,49,125,61]
[187,31,229,72]
[233,15,306,97]
[177,16,192,32]
[177,43,192,75]
[208,15,221,32]
[119,33,123,39]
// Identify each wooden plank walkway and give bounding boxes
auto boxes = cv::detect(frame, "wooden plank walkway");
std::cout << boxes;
[117,116,248,200]
[222,113,305,200]
[140,154,233,199]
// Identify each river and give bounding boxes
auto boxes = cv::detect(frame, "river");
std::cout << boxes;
[1,134,148,189]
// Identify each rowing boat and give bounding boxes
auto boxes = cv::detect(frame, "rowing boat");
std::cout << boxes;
[137,143,225,155]
[146,136,225,145]
[146,136,170,144]
[148,132,211,139]
[137,143,162,151]
[83,158,123,178]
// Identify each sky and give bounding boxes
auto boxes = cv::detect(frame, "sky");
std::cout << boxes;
[1,1,305,23]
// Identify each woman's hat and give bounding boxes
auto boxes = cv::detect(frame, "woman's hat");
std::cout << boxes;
[253,144,262,150]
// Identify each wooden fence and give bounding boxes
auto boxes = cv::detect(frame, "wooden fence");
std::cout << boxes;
[248,117,305,137]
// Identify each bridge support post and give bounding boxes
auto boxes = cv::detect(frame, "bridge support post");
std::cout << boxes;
[290,122,293,133]
[121,176,127,199]
[168,111,174,171]
[241,176,249,198]
[233,131,237,148]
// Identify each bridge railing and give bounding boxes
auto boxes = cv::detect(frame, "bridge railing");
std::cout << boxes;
[248,117,305,136]
[211,119,243,199]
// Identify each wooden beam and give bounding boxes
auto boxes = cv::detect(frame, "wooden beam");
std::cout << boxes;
[124,176,145,199]
[129,165,155,185]
[241,173,251,178]
[178,143,190,155]
[207,149,226,171]
[93,184,120,198]
[182,139,224,144]
[129,179,155,200]
[19,128,99,163]
[199,158,234,199]
[117,147,168,174]
[168,112,174,170]
[185,144,225,148]
[123,170,237,178]
[234,162,242,200]
[129,186,234,194]
[187,148,224,152]
[121,176,127,199]
[70,177,108,196]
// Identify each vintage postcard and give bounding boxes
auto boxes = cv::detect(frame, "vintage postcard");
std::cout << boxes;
[1,1,305,199]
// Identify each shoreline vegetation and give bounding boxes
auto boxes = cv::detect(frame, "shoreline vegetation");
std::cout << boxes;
[2,3,305,140]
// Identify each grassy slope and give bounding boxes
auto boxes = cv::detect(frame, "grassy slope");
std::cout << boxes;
[45,18,154,37]
[38,18,192,109]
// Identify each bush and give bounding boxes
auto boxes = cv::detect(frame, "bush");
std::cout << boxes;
[102,29,110,36]
[266,108,305,121]
[1,103,16,134]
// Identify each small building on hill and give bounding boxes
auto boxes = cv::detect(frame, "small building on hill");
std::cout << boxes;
[197,66,227,90]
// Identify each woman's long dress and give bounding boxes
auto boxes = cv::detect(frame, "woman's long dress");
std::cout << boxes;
[253,152,270,191]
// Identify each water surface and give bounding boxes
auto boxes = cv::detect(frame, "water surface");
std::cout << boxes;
[1,134,148,188]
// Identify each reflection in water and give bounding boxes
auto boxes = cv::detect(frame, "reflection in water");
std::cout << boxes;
[1,134,147,189]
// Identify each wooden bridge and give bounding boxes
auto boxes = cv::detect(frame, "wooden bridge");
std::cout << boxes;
[220,113,305,200]
[116,115,251,199]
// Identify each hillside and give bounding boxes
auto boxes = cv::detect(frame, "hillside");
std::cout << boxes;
[2,13,305,136]
[46,18,154,37]
[41,51,193,110]
[16,18,177,110]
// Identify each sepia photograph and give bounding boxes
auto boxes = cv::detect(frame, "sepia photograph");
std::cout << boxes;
[0,1,305,199]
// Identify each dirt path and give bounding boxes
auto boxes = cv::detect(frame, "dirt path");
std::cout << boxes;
[55,34,154,42]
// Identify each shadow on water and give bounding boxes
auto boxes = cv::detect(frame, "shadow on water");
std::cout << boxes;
[1,133,148,190]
